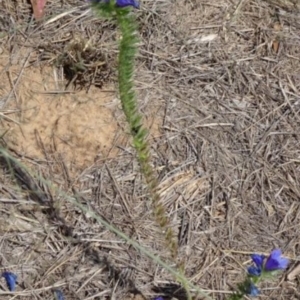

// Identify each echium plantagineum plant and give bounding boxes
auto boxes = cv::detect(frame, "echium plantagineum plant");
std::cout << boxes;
[88,1,193,299]
[153,249,289,300]
[89,0,179,264]
[228,249,289,300]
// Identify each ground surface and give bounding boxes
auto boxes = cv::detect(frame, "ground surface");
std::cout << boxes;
[1,0,300,299]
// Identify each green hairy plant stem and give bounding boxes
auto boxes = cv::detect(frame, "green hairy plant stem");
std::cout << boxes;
[115,9,195,299]
[90,2,199,299]
[115,8,179,259]
[91,2,179,261]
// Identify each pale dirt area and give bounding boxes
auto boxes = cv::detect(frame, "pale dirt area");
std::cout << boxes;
[1,60,117,171]
[0,52,161,176]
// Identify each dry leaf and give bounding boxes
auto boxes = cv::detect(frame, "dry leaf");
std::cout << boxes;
[30,0,47,20]
[272,22,282,53]
[287,263,300,281]
[272,40,279,53]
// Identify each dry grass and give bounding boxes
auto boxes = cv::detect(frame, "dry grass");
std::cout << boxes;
[1,0,300,299]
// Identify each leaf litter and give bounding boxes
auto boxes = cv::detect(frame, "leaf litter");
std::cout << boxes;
[0,0,300,299]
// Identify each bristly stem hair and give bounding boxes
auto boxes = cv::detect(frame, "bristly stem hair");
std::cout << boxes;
[91,1,178,264]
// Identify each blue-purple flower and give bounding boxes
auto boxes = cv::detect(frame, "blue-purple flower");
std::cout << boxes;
[247,265,262,276]
[265,249,289,271]
[246,282,260,297]
[251,254,265,268]
[248,249,289,276]
[91,0,139,8]
[2,272,17,291]
[54,289,65,300]
[116,0,139,8]
[248,254,265,276]
[153,297,164,300]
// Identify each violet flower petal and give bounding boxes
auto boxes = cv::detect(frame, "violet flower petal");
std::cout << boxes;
[116,0,139,8]
[2,272,17,292]
[247,282,260,297]
[54,289,65,300]
[251,254,265,268]
[91,0,139,8]
[248,266,262,276]
[265,249,289,271]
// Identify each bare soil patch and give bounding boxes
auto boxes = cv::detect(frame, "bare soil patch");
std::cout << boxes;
[1,58,119,172]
